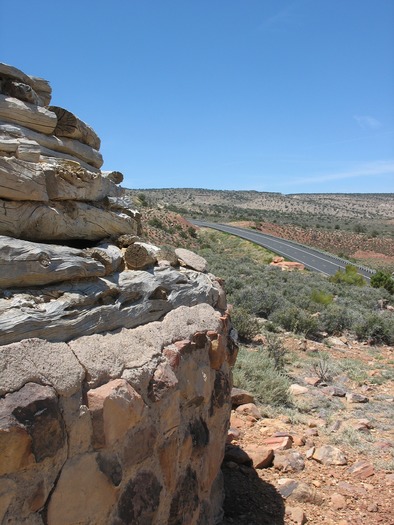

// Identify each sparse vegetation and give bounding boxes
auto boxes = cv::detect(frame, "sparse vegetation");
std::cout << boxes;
[196,230,394,344]
[233,346,291,406]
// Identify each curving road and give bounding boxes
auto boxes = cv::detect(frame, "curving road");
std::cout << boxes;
[191,220,375,281]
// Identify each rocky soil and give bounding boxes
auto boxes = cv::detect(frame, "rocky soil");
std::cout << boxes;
[221,336,394,525]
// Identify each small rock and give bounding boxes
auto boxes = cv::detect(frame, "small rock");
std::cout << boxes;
[274,451,305,473]
[367,503,378,513]
[286,505,308,524]
[347,460,374,479]
[346,392,369,403]
[235,403,261,419]
[385,473,394,485]
[278,479,322,504]
[292,435,306,446]
[331,493,347,510]
[262,435,293,451]
[231,387,254,407]
[175,248,208,272]
[304,376,321,386]
[312,445,347,465]
[244,446,274,469]
[273,431,293,438]
[355,418,373,428]
[328,420,342,433]
[305,447,315,460]
[321,386,346,397]
[307,418,325,428]
[337,481,368,496]
[229,414,247,429]
[305,428,319,437]
[351,421,371,433]
[226,427,241,443]
[289,384,309,396]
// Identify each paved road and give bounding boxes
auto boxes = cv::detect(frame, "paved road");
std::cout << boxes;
[191,220,375,281]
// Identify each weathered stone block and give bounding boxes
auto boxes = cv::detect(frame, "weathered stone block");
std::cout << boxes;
[169,467,199,525]
[148,362,179,402]
[158,435,179,492]
[0,339,85,397]
[122,424,158,468]
[87,379,145,448]
[116,471,162,525]
[46,454,116,525]
[0,383,65,464]
[0,420,33,475]
[209,334,226,370]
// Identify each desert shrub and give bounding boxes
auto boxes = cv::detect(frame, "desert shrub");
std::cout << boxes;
[318,304,353,335]
[310,352,336,382]
[232,286,286,317]
[148,217,164,229]
[354,312,394,345]
[137,192,149,207]
[264,333,287,370]
[371,271,394,294]
[329,265,366,286]
[188,226,197,238]
[269,306,319,337]
[230,306,260,341]
[353,223,367,234]
[233,347,290,406]
[311,289,334,306]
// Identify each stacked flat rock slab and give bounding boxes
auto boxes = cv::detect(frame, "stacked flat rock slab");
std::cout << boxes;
[0,65,236,525]
[0,62,140,241]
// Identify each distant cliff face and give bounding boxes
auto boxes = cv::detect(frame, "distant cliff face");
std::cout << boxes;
[0,63,237,525]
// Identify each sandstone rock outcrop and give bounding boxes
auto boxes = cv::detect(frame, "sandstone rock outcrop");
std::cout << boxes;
[0,64,237,524]
[270,256,305,271]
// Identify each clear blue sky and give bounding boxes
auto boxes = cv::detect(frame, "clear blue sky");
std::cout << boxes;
[2,0,394,193]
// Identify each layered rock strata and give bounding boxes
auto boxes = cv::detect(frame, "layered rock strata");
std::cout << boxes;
[0,62,139,241]
[0,64,237,524]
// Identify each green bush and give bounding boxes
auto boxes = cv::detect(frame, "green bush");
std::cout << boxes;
[329,265,366,287]
[371,271,394,294]
[311,289,334,306]
[233,347,290,406]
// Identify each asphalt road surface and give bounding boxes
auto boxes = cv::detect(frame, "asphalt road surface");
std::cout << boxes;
[191,220,375,281]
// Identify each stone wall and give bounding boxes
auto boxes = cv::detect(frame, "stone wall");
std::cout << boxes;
[0,63,237,524]
[0,304,237,525]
